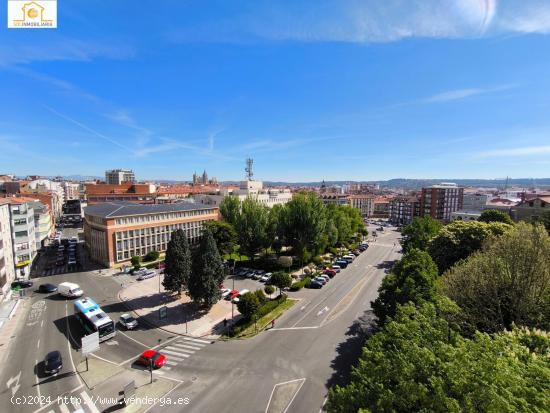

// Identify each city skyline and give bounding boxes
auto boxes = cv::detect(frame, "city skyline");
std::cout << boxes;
[2,1,550,181]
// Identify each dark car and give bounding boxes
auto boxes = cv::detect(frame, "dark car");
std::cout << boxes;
[335,260,348,268]
[307,280,323,289]
[44,350,63,375]
[11,280,33,289]
[38,283,58,293]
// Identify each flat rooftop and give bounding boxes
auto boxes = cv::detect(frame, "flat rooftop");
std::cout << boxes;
[84,201,216,218]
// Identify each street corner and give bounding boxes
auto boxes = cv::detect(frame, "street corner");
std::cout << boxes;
[77,356,124,389]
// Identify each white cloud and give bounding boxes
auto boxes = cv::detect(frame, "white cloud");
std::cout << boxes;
[422,84,517,103]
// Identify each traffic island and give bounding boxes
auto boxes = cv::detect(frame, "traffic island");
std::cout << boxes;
[77,357,124,389]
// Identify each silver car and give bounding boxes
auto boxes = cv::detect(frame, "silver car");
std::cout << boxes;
[119,313,138,330]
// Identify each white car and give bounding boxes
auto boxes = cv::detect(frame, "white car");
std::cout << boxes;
[137,270,156,281]
[317,274,330,283]
[220,288,232,298]
[119,313,138,330]
[260,273,272,282]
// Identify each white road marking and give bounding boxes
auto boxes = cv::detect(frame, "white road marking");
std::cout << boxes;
[265,378,306,413]
[154,370,165,375]
[6,371,21,396]
[81,391,100,413]
[160,349,190,359]
[182,337,210,344]
[316,306,329,316]
[37,339,40,349]
[72,397,82,411]
[35,360,43,405]
[105,340,119,346]
[270,326,319,331]
[172,342,202,350]
[165,345,195,354]
[40,320,44,327]
[64,302,83,387]
[165,360,178,366]
[59,403,70,413]
[163,366,172,370]
[117,329,149,348]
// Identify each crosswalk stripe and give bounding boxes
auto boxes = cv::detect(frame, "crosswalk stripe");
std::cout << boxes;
[72,399,82,412]
[182,337,210,344]
[46,410,55,413]
[59,404,70,413]
[154,369,165,375]
[172,343,202,351]
[165,360,178,366]
[163,366,172,370]
[166,345,196,353]
[80,391,100,413]
[160,349,190,359]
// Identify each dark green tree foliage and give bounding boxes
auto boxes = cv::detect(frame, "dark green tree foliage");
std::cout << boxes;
[130,255,141,267]
[270,271,292,296]
[327,303,550,413]
[264,285,275,297]
[402,216,443,252]
[441,222,550,333]
[236,292,260,320]
[235,197,269,260]
[372,248,438,325]
[204,220,237,255]
[280,192,327,261]
[188,227,224,308]
[219,195,241,226]
[162,229,191,295]
[428,220,512,273]
[535,210,550,234]
[143,250,160,262]
[478,208,514,225]
[266,204,284,252]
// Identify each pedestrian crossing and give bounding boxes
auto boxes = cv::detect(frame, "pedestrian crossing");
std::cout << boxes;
[157,336,210,372]
[42,390,99,413]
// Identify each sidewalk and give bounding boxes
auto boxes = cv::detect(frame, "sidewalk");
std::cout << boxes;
[0,297,28,365]
[118,274,240,339]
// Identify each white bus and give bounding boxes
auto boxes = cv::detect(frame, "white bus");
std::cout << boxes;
[74,297,116,342]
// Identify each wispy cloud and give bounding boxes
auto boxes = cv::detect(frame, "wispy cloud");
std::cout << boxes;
[167,0,550,44]
[475,145,550,158]
[421,84,517,103]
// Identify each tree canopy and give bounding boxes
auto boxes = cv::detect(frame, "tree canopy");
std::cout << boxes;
[440,222,550,334]
[428,220,513,273]
[219,195,241,226]
[327,303,550,413]
[270,271,292,296]
[235,197,269,260]
[236,292,260,320]
[402,217,443,252]
[372,248,439,325]
[478,209,514,225]
[162,229,192,295]
[204,220,237,256]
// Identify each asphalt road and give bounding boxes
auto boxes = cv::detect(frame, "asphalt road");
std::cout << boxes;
[0,226,401,413]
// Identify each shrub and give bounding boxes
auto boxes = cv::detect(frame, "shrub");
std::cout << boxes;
[290,277,311,291]
[130,256,141,267]
[144,250,160,262]
[236,292,260,320]
[312,255,323,265]
[254,289,267,304]
[264,285,275,297]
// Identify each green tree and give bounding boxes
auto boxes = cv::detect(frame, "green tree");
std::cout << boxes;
[264,284,275,298]
[203,220,237,256]
[479,208,514,225]
[534,210,550,234]
[219,195,241,226]
[163,230,192,295]
[428,220,512,273]
[402,216,443,252]
[143,250,160,262]
[327,303,550,413]
[270,271,292,296]
[440,222,550,334]
[280,192,327,261]
[188,227,224,308]
[235,197,269,260]
[371,248,438,325]
[266,204,284,253]
[130,255,141,268]
[236,292,260,320]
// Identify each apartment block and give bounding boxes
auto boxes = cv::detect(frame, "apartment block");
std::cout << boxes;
[105,169,135,185]
[0,203,16,301]
[420,183,464,222]
[389,196,421,226]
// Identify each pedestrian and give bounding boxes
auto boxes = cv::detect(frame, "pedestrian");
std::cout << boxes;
[271,319,275,329]
[223,318,228,328]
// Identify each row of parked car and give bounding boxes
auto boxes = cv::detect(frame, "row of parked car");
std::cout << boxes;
[220,287,249,303]
[307,242,369,289]
[133,267,157,281]
[233,268,273,283]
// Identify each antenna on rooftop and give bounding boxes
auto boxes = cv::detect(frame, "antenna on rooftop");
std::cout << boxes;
[245,158,254,180]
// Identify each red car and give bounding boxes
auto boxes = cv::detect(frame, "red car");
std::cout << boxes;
[137,350,166,369]
[225,289,239,301]
[324,269,337,278]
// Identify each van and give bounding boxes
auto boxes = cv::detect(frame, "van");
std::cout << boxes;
[58,282,83,298]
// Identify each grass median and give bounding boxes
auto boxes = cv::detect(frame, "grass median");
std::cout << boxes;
[225,296,296,339]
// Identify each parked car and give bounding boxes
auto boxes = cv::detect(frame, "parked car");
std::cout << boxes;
[232,289,250,303]
[11,280,33,289]
[331,265,341,272]
[260,272,272,283]
[137,350,166,369]
[317,274,330,283]
[323,269,337,278]
[352,250,361,256]
[133,268,148,276]
[335,260,348,268]
[220,288,232,298]
[252,271,264,280]
[313,276,327,285]
[137,270,156,281]
[225,289,239,301]
[44,350,63,375]
[38,283,58,293]
[307,280,323,289]
[119,313,138,330]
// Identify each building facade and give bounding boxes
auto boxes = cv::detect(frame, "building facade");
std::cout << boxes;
[86,183,157,204]
[194,180,292,208]
[420,183,464,222]
[105,169,135,185]
[462,193,489,211]
[3,198,37,278]
[319,194,375,217]
[389,196,421,226]
[0,203,16,301]
[451,210,482,221]
[512,196,550,222]
[29,201,53,250]
[84,202,219,267]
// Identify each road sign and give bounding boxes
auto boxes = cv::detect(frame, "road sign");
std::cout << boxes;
[123,380,135,403]
[81,331,99,356]
[159,306,168,320]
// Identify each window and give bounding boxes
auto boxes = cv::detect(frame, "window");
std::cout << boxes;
[14,218,26,225]
[15,230,28,237]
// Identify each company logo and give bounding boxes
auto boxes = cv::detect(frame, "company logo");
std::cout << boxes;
[8,0,57,28]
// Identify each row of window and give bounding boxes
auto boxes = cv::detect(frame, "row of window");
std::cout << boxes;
[113,209,214,225]
[115,220,203,240]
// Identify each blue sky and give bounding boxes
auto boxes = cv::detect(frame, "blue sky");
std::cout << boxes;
[1,0,550,182]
